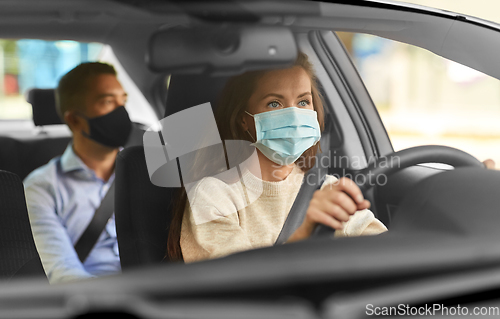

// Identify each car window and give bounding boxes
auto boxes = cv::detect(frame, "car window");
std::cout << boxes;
[0,39,102,120]
[98,45,159,128]
[0,39,158,128]
[337,32,500,166]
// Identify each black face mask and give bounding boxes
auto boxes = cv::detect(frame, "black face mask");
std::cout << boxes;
[80,106,132,148]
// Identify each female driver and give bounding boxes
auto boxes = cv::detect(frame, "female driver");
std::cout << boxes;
[166,52,387,263]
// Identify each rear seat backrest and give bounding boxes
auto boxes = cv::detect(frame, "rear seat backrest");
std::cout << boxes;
[0,89,70,180]
[0,137,71,181]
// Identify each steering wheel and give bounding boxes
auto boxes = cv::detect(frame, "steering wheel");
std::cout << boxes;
[313,145,484,236]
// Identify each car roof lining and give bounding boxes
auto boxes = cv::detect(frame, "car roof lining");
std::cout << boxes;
[0,1,186,41]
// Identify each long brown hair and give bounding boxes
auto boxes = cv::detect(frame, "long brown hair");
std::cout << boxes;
[166,52,325,261]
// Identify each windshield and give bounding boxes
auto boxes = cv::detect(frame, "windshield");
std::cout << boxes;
[2,1,500,317]
[399,0,500,25]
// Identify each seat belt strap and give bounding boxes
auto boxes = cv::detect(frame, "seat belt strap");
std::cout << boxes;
[274,165,326,245]
[74,181,115,263]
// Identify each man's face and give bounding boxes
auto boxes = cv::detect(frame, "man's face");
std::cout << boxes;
[67,73,129,145]
[83,74,128,118]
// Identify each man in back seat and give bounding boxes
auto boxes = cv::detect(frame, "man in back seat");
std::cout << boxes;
[24,62,131,283]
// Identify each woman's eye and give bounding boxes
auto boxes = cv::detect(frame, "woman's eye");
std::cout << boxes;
[267,101,281,108]
[297,99,310,107]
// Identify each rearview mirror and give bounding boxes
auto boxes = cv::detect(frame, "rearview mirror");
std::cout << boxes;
[146,25,297,75]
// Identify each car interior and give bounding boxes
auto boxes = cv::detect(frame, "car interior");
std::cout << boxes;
[0,170,46,280]
[0,0,491,268]
[2,0,500,317]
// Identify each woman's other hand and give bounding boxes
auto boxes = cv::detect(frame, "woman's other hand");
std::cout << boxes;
[483,159,496,169]
[287,177,370,242]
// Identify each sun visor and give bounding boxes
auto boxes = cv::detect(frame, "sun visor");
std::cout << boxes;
[146,26,297,75]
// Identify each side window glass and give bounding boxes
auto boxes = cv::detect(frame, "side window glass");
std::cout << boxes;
[0,40,158,128]
[337,32,500,166]
[0,39,102,120]
[98,45,159,128]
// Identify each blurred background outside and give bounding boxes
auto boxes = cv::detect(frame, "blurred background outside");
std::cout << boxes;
[0,39,156,128]
[0,40,103,119]
[337,0,500,166]
[1,0,500,165]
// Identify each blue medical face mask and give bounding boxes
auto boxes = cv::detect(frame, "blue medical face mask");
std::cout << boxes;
[245,107,321,166]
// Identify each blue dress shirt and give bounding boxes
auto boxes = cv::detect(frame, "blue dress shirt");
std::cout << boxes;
[24,143,121,284]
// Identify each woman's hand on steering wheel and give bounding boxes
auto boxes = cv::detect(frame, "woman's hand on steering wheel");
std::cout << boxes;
[308,145,485,238]
[286,177,370,243]
[483,159,496,169]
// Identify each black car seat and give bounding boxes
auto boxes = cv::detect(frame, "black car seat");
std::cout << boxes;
[0,89,71,180]
[115,74,228,270]
[0,170,47,281]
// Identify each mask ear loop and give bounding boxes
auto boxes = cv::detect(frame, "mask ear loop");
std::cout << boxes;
[246,130,256,142]
[244,111,257,142]
[73,111,91,138]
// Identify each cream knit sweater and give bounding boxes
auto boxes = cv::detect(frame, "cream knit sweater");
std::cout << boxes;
[180,165,387,263]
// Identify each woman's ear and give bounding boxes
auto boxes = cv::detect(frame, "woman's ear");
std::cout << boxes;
[240,114,249,131]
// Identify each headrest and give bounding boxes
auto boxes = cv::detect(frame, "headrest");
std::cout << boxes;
[26,89,63,126]
[165,74,229,118]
